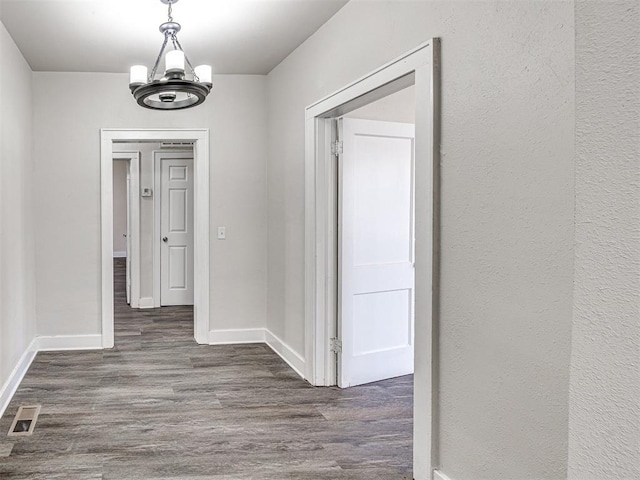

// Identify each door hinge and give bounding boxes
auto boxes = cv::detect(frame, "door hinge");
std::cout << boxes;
[331,140,343,156]
[330,337,342,354]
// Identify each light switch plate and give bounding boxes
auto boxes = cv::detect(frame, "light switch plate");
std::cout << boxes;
[217,227,226,240]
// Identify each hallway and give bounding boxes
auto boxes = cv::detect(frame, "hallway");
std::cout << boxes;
[0,259,413,479]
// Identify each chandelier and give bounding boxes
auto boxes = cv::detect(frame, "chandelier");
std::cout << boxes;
[129,0,212,110]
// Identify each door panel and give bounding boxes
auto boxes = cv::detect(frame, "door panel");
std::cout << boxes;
[339,118,415,388]
[160,158,194,306]
[168,246,187,289]
[353,289,412,355]
[169,189,187,232]
[353,135,413,266]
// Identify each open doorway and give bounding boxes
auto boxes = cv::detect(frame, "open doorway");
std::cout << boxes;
[110,143,195,347]
[100,129,210,348]
[337,86,416,388]
[304,40,440,480]
[111,151,140,309]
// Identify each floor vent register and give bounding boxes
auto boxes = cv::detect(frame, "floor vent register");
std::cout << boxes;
[8,405,41,436]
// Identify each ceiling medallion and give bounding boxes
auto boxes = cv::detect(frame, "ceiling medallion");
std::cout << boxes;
[129,0,212,110]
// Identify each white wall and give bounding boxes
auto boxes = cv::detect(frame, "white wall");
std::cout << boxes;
[112,160,128,255]
[0,22,37,394]
[266,2,574,479]
[33,73,268,337]
[569,2,640,479]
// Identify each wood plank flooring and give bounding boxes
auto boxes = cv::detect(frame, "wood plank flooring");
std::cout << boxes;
[0,258,413,479]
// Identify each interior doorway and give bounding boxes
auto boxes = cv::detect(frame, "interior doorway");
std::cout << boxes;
[100,129,210,347]
[110,143,196,344]
[303,40,440,480]
[111,151,140,309]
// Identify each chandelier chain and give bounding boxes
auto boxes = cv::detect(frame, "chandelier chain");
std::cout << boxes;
[167,1,173,22]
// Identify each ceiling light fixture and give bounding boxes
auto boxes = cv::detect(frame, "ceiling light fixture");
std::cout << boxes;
[129,0,212,110]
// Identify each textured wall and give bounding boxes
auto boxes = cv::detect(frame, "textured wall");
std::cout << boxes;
[266,1,574,479]
[0,22,37,393]
[569,2,640,479]
[32,73,268,337]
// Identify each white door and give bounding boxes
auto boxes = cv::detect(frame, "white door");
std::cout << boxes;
[160,157,194,306]
[125,170,131,305]
[339,118,416,387]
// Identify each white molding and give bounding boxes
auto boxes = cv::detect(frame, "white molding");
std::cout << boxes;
[433,470,454,480]
[153,153,162,308]
[129,152,141,310]
[209,328,266,344]
[265,330,305,379]
[101,129,210,348]
[0,338,38,420]
[208,328,305,380]
[36,335,103,351]
[137,297,154,309]
[113,251,127,258]
[303,40,441,480]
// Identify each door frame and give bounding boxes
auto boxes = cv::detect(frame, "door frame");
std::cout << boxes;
[303,40,440,479]
[153,150,194,308]
[112,151,140,309]
[100,129,210,347]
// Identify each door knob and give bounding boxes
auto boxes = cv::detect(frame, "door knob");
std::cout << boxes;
[162,236,168,243]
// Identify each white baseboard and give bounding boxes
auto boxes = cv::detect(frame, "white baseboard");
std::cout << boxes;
[37,334,103,351]
[208,328,265,344]
[137,297,154,309]
[113,251,126,258]
[434,470,454,480]
[208,328,305,380]
[0,338,38,420]
[1,335,100,419]
[264,329,305,379]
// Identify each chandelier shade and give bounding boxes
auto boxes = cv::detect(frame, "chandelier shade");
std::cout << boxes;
[129,0,213,111]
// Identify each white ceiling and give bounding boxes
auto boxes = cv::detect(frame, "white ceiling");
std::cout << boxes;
[0,0,348,74]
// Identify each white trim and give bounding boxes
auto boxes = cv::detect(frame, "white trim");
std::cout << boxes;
[137,297,154,309]
[208,328,265,345]
[208,328,305,380]
[153,154,161,308]
[433,470,454,480]
[113,251,127,258]
[101,129,211,347]
[303,40,441,480]
[0,338,38,420]
[264,330,306,379]
[36,335,103,351]
[153,151,194,308]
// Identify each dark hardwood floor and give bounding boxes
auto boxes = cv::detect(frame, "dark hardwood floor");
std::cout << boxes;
[0,258,413,479]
